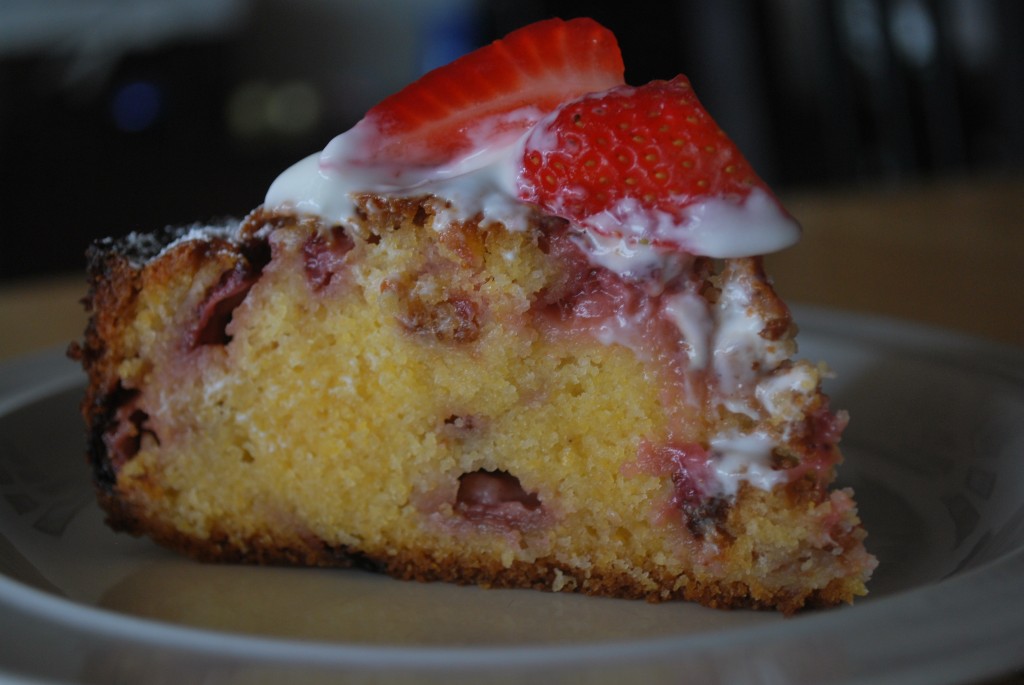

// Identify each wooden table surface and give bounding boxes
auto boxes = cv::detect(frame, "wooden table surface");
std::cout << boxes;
[0,174,1022,684]
[768,173,1024,349]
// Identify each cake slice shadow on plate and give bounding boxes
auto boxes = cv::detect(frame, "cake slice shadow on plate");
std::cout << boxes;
[96,559,785,647]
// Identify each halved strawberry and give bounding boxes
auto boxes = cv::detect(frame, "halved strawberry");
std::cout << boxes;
[517,76,799,256]
[341,18,624,167]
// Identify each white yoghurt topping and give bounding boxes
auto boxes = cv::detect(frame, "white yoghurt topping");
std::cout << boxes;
[266,151,537,234]
[266,108,540,234]
[582,190,799,259]
[662,291,714,369]
[709,431,786,496]
[713,277,789,395]
[263,96,809,499]
[756,363,818,421]
[265,104,800,262]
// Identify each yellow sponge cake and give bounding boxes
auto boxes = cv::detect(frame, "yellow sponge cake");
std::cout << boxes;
[71,18,875,613]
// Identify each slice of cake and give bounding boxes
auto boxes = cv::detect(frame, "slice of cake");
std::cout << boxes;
[71,18,875,613]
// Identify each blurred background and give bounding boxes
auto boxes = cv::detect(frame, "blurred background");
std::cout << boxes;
[1,0,1022,280]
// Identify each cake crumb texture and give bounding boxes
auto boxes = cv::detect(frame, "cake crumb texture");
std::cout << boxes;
[74,199,873,613]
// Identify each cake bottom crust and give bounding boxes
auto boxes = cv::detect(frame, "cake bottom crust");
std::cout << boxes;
[98,486,865,615]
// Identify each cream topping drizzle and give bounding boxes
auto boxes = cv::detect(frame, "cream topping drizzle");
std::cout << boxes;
[265,102,800,262]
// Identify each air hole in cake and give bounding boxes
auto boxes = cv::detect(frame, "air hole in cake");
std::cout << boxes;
[412,206,429,227]
[240,235,273,273]
[440,414,486,445]
[455,469,544,526]
[303,226,355,291]
[613,526,634,546]
[443,414,474,429]
[566,380,586,398]
[102,388,159,470]
[192,263,262,347]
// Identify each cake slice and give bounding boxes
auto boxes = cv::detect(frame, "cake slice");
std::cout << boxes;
[71,18,875,613]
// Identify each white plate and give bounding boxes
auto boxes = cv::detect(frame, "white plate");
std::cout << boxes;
[1,306,1022,685]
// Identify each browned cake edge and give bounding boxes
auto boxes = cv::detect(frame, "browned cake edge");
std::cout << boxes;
[96,486,858,615]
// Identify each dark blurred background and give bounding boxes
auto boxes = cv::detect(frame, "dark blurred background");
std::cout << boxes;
[2,0,1022,280]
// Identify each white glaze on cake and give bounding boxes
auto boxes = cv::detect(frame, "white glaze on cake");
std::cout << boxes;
[265,106,800,262]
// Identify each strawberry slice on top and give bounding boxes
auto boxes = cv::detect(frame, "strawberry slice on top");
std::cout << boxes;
[330,17,625,170]
[516,76,800,257]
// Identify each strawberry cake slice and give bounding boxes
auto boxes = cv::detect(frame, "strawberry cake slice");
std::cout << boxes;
[71,18,875,613]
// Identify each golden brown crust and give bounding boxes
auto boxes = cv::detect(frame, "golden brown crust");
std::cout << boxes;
[102,495,860,616]
[71,229,259,493]
[69,249,146,493]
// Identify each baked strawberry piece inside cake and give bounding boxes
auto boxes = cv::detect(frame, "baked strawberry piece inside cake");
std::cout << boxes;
[72,17,875,613]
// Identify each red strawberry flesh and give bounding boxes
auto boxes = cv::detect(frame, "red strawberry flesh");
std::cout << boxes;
[331,18,625,169]
[516,76,800,257]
